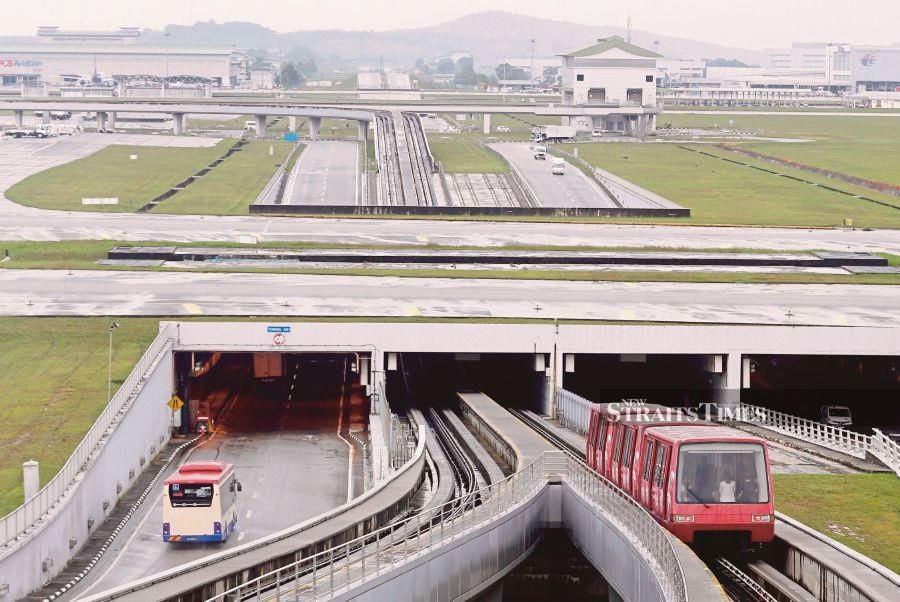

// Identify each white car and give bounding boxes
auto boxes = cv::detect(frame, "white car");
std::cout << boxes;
[495,125,511,133]
[591,129,603,138]
[551,157,566,175]
[819,404,852,427]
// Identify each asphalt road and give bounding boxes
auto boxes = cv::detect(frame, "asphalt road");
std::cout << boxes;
[283,141,358,206]
[71,357,353,598]
[1,133,898,253]
[491,143,615,209]
[2,269,898,326]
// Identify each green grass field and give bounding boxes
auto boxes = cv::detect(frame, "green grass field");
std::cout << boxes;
[6,141,235,213]
[185,114,251,131]
[0,318,160,515]
[572,143,900,229]
[775,474,900,572]
[662,113,900,186]
[426,133,509,173]
[155,141,295,215]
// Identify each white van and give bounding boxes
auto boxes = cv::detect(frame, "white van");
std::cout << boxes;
[533,145,547,160]
[591,129,603,138]
[819,404,852,427]
[551,157,566,175]
[495,125,511,133]
[244,120,257,131]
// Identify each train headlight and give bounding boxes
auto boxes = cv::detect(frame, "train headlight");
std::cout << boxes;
[752,514,772,523]
[673,514,695,523]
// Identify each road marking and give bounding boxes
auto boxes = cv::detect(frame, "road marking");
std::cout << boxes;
[237,531,246,541]
[416,235,429,243]
[183,303,203,315]
[832,314,849,326]
[245,510,253,519]
[619,309,636,321]
[252,491,259,499]
[403,304,422,317]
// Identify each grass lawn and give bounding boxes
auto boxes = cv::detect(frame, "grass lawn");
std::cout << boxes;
[185,114,251,130]
[662,113,900,186]
[6,140,235,213]
[572,143,900,229]
[0,318,160,516]
[1,240,898,285]
[426,133,509,173]
[155,141,296,215]
[774,474,900,572]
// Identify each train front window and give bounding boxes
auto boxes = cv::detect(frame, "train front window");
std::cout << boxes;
[169,483,215,507]
[676,443,768,504]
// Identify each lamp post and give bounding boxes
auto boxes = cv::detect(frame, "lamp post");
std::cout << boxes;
[164,32,171,81]
[530,38,536,91]
[108,322,120,403]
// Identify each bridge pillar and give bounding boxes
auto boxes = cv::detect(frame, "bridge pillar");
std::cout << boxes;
[288,115,297,132]
[205,83,212,98]
[710,352,742,418]
[13,110,23,127]
[41,111,51,125]
[255,114,268,137]
[482,113,491,134]
[107,112,117,129]
[117,81,126,97]
[172,112,185,135]
[561,115,571,126]
[309,116,321,139]
[97,111,108,131]
[357,119,368,141]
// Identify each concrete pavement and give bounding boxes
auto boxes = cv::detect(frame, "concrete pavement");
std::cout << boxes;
[282,141,359,206]
[1,269,898,326]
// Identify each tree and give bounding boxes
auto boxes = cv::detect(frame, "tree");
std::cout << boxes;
[296,59,318,78]
[436,58,456,74]
[541,66,559,86]
[280,63,301,88]
[495,63,527,81]
[414,58,431,75]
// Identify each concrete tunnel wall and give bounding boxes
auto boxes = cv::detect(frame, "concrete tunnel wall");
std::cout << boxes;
[0,353,174,601]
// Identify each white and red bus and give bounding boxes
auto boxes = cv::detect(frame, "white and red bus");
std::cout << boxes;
[163,461,241,542]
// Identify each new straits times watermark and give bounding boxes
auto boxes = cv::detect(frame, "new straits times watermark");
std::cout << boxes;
[607,399,766,422]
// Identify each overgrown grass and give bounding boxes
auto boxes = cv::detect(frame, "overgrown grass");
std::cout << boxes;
[0,318,160,515]
[155,141,295,215]
[775,474,900,572]
[426,133,509,173]
[6,140,236,213]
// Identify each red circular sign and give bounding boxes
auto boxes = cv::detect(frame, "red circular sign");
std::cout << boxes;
[273,333,286,346]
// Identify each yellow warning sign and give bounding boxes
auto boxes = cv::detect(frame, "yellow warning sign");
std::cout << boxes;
[167,395,184,412]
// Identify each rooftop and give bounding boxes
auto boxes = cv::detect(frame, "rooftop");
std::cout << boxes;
[560,35,662,59]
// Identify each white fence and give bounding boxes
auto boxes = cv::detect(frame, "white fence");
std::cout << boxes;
[0,324,176,548]
[738,403,900,476]
[555,388,593,436]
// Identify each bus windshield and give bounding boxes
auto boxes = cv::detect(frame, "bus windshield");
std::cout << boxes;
[169,482,215,507]
[676,443,768,504]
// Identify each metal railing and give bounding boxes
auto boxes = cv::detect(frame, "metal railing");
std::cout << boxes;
[255,142,303,205]
[209,451,687,602]
[737,403,900,475]
[563,454,687,602]
[555,388,593,436]
[0,324,176,548]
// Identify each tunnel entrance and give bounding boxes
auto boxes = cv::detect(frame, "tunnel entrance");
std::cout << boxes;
[563,353,721,408]
[744,354,899,432]
[387,353,548,412]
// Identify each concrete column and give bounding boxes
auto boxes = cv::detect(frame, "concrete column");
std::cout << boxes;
[255,114,267,137]
[107,112,117,129]
[309,116,321,139]
[172,112,184,135]
[648,114,657,133]
[482,113,491,134]
[97,111,108,131]
[205,83,212,98]
[13,109,23,127]
[23,460,39,502]
[357,119,367,141]
[42,111,51,125]
[288,116,297,132]
[712,353,743,416]
[117,81,126,97]
[561,115,571,126]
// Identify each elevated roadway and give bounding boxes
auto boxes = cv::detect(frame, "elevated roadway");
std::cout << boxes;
[1,269,899,326]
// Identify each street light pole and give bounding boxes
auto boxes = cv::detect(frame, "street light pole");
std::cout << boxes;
[530,38,536,91]
[107,322,120,403]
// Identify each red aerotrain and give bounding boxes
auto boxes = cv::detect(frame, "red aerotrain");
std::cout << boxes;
[586,403,775,545]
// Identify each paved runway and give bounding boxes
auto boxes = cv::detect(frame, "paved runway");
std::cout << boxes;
[0,133,897,253]
[491,143,614,208]
[283,141,358,206]
[1,269,897,326]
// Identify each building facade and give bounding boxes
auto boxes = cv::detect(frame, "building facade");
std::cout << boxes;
[559,36,660,107]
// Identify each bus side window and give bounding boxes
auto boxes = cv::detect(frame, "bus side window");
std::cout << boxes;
[598,417,609,448]
[612,427,624,463]
[653,445,667,487]
[642,441,655,480]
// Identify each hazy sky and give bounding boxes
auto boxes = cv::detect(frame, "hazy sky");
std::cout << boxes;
[7,0,900,49]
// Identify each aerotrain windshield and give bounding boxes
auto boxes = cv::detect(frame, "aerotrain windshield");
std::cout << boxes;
[676,443,768,504]
[168,482,215,507]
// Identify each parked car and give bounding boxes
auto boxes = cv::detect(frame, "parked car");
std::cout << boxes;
[591,129,603,138]
[495,125,511,133]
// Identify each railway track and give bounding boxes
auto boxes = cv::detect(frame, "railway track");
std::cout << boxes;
[508,408,813,602]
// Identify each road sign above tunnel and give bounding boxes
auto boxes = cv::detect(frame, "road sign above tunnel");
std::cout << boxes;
[267,326,291,333]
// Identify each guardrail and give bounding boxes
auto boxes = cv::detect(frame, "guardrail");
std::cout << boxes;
[254,142,303,205]
[549,146,624,207]
[209,451,687,602]
[555,388,593,435]
[0,324,176,548]
[737,403,900,476]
